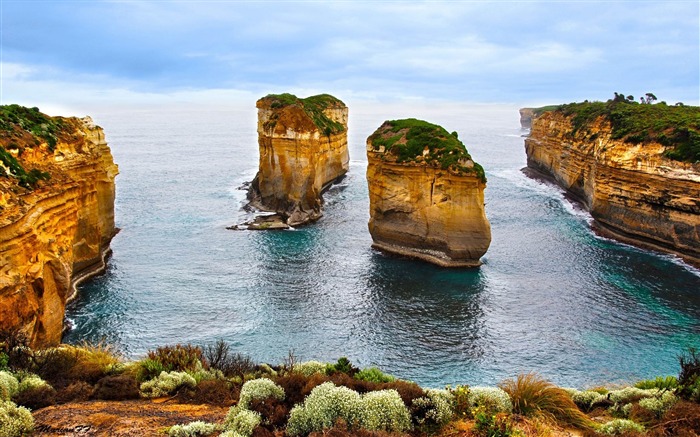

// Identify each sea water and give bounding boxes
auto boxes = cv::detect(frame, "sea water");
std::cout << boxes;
[64,102,700,389]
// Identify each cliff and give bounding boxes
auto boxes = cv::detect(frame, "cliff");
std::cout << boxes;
[0,105,118,347]
[366,119,491,267]
[247,93,349,227]
[519,106,560,129]
[524,101,700,266]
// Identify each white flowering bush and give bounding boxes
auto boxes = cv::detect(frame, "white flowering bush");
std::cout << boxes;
[139,371,196,398]
[467,386,513,414]
[412,388,455,427]
[0,372,19,401]
[224,406,262,436]
[16,374,51,394]
[238,378,285,409]
[168,420,219,437]
[358,389,411,432]
[638,391,677,418]
[598,418,645,435]
[219,432,246,437]
[286,382,362,436]
[0,400,34,437]
[293,361,328,377]
[571,389,601,411]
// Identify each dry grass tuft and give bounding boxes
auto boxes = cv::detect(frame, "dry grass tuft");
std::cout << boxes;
[499,373,594,430]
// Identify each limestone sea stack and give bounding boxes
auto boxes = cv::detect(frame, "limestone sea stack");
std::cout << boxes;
[0,105,118,347]
[524,100,700,266]
[366,119,491,267]
[247,93,349,227]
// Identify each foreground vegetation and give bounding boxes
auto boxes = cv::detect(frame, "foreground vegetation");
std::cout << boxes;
[552,94,700,163]
[368,118,486,183]
[1,330,699,436]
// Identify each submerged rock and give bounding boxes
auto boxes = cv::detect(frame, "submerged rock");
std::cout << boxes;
[0,105,118,347]
[246,93,349,227]
[366,119,491,267]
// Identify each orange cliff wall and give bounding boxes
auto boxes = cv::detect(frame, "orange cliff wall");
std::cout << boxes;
[525,111,700,266]
[0,116,118,347]
[249,97,349,226]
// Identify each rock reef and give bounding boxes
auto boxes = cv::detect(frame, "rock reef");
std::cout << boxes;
[366,119,491,267]
[247,93,349,227]
[0,105,118,347]
[525,103,700,266]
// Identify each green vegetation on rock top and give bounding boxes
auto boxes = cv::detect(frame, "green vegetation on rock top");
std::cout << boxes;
[0,104,65,152]
[552,98,700,163]
[368,118,486,183]
[262,93,346,136]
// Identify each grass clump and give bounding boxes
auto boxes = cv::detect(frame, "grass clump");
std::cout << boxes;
[634,375,678,390]
[368,118,486,183]
[0,400,34,437]
[147,344,204,373]
[555,96,700,162]
[499,373,593,429]
[262,93,346,136]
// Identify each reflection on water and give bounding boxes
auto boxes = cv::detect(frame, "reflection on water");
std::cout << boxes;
[65,104,700,388]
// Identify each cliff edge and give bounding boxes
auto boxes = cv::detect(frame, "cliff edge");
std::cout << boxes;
[247,93,349,227]
[366,119,491,267]
[0,105,118,347]
[524,100,700,267]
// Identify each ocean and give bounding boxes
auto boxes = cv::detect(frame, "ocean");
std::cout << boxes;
[63,102,700,389]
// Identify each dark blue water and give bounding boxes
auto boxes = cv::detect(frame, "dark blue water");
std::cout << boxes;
[64,102,700,389]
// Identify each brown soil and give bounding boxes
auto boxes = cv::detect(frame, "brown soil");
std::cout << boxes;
[31,399,229,436]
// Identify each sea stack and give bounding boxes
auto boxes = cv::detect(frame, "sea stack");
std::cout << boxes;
[0,105,118,347]
[247,93,349,227]
[366,119,491,267]
[524,100,700,267]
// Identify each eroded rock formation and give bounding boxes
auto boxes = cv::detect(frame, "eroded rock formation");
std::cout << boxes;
[0,105,118,347]
[525,107,700,266]
[366,119,491,267]
[247,94,349,227]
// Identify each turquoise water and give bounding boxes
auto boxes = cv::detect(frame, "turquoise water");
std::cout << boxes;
[64,103,700,389]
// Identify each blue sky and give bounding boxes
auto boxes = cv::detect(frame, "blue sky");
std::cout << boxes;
[1,0,698,112]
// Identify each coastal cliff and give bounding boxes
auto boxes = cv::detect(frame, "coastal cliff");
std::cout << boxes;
[524,101,700,266]
[0,105,118,347]
[366,119,491,267]
[247,93,349,227]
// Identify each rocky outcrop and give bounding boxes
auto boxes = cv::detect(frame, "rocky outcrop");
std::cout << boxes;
[366,119,491,267]
[0,105,118,347]
[519,108,536,129]
[525,108,700,267]
[247,94,349,227]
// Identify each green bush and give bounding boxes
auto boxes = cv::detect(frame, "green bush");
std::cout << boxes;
[0,372,18,401]
[139,371,196,398]
[354,367,396,384]
[472,407,514,437]
[638,391,678,418]
[292,361,328,377]
[223,406,262,436]
[634,376,678,390]
[238,378,285,409]
[137,358,166,382]
[261,93,345,136]
[326,357,358,376]
[678,347,700,402]
[286,382,362,435]
[467,386,513,415]
[597,418,645,435]
[168,420,219,437]
[358,389,411,432]
[147,344,204,373]
[0,400,34,437]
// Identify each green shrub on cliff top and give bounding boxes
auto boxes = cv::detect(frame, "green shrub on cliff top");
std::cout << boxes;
[262,93,346,136]
[0,146,50,189]
[0,104,64,152]
[555,98,700,163]
[368,118,486,183]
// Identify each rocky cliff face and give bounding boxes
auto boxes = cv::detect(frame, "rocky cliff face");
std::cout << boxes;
[366,119,491,267]
[248,94,349,227]
[519,108,535,129]
[0,106,118,347]
[525,110,700,266]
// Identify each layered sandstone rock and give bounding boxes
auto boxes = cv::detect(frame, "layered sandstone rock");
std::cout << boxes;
[366,119,491,267]
[525,108,700,266]
[0,105,118,347]
[247,94,349,226]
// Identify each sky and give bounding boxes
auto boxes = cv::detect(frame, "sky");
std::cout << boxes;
[1,0,698,114]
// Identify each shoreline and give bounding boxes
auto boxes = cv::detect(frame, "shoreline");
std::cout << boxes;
[67,229,119,303]
[371,241,482,268]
